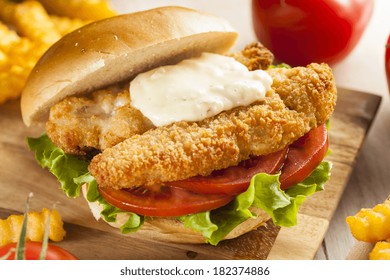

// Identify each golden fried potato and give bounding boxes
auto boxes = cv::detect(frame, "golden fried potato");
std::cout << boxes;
[369,241,390,260]
[0,22,48,104]
[346,202,390,243]
[0,21,20,47]
[0,0,115,105]
[37,0,116,20]
[14,1,61,45]
[0,0,17,23]
[0,208,66,246]
[49,15,89,36]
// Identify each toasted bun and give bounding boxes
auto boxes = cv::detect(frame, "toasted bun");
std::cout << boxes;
[21,6,238,126]
[81,185,270,244]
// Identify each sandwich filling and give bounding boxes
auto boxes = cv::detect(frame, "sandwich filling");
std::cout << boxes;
[28,43,336,245]
[45,43,274,156]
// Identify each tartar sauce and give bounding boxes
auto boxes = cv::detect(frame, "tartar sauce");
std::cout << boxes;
[130,53,272,127]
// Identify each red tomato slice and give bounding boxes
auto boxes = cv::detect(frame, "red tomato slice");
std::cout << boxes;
[169,148,288,195]
[0,241,78,260]
[99,125,328,217]
[279,124,328,190]
[98,185,234,217]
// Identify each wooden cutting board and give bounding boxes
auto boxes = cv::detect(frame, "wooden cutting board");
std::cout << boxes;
[0,88,381,260]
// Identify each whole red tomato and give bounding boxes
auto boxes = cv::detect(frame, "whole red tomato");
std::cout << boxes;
[252,0,374,66]
[386,35,390,92]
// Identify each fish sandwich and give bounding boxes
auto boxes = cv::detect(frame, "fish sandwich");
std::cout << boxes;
[21,6,336,245]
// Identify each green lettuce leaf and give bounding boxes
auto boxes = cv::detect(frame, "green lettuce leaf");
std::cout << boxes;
[76,173,144,232]
[180,212,218,240]
[27,134,89,197]
[27,134,143,233]
[182,161,332,245]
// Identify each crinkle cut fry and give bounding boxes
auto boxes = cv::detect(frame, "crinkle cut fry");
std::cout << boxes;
[89,63,337,189]
[0,208,66,246]
[346,197,390,243]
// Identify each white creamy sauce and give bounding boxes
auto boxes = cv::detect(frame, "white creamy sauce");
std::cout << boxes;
[130,53,273,127]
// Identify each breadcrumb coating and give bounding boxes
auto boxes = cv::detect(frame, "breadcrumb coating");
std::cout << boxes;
[46,86,153,155]
[89,63,337,189]
[228,42,274,71]
[45,43,274,155]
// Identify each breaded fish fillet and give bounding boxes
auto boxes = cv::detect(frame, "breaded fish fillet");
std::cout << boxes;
[46,87,154,155]
[45,43,274,155]
[89,63,337,189]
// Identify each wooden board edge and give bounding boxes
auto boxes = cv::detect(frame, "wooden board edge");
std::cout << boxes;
[267,214,329,260]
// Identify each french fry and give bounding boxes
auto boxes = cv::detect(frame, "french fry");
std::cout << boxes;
[369,241,390,260]
[0,21,20,48]
[346,202,390,243]
[13,1,60,45]
[49,15,89,36]
[0,50,7,70]
[0,0,115,105]
[346,197,390,260]
[37,0,116,21]
[0,208,66,246]
[0,21,48,104]
[0,70,28,104]
[0,0,17,24]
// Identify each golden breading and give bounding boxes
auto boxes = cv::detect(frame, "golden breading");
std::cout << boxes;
[46,87,154,155]
[267,63,337,127]
[89,63,336,189]
[45,43,275,155]
[229,42,274,71]
[0,208,66,246]
[346,199,390,243]
[369,241,390,260]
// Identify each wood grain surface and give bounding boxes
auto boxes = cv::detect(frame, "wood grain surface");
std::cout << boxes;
[0,88,380,259]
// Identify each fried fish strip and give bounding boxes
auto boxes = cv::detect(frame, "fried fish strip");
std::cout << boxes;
[46,87,153,155]
[46,43,274,155]
[89,63,337,189]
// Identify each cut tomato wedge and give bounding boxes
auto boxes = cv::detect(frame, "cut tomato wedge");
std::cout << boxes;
[279,124,328,189]
[0,242,77,260]
[98,185,234,217]
[169,148,288,195]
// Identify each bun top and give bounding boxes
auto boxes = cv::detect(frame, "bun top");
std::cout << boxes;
[21,6,238,126]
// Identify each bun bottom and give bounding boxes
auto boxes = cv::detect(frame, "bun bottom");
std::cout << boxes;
[82,185,270,243]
